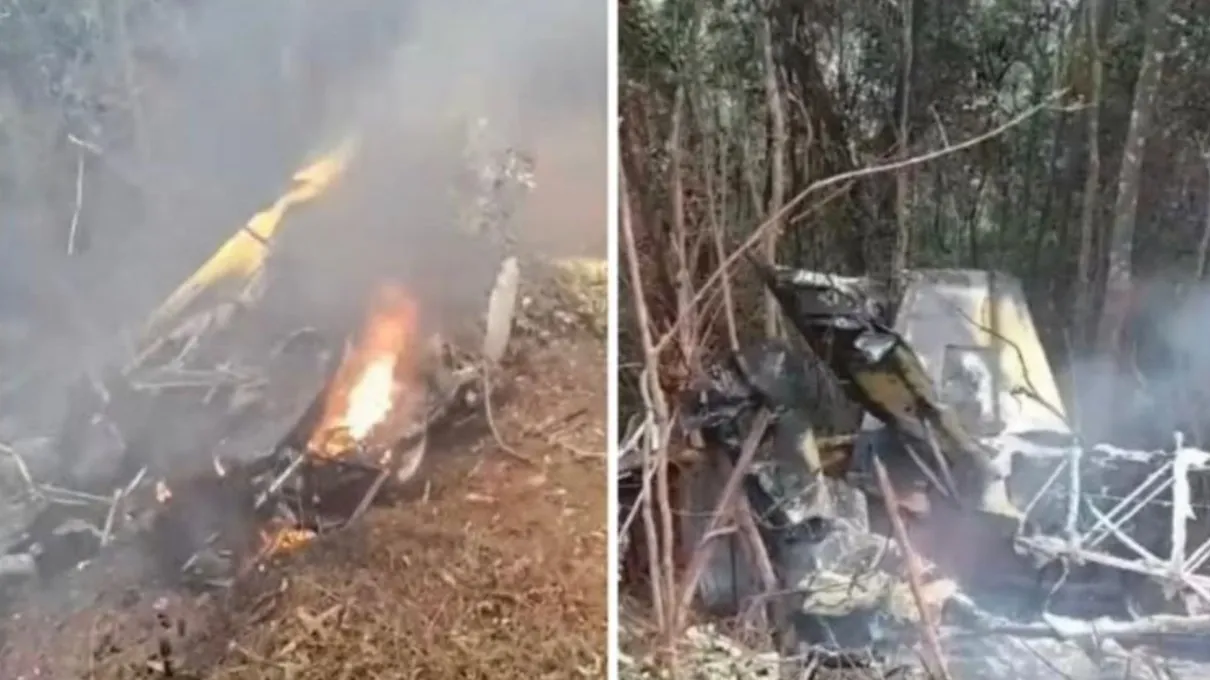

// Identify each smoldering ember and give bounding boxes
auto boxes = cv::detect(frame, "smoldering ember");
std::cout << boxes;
[0,124,594,676]
[619,266,1210,679]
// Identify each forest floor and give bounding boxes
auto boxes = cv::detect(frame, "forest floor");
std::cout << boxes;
[199,333,609,680]
[0,261,609,680]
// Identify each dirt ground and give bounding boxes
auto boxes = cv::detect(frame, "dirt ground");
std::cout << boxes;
[0,327,607,679]
[206,334,608,680]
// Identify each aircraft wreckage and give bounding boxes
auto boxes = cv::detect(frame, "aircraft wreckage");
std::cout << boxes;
[620,266,1210,678]
[0,121,535,610]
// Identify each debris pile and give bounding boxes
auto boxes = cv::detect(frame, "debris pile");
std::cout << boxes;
[0,281,487,623]
[625,266,1210,678]
[619,625,782,680]
[0,123,539,677]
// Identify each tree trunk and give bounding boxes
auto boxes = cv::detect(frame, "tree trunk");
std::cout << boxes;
[1198,142,1210,281]
[1190,142,1210,280]
[668,86,697,371]
[1095,0,1171,355]
[1073,0,1104,350]
[891,0,916,289]
[760,5,787,339]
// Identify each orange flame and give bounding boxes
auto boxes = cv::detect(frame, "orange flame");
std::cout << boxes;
[310,285,421,457]
[260,525,317,555]
[344,355,398,441]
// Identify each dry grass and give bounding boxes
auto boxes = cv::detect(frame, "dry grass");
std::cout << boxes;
[210,335,607,679]
[212,456,606,679]
[0,334,607,680]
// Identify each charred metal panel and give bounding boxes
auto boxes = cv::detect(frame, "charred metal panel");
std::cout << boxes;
[864,269,1068,437]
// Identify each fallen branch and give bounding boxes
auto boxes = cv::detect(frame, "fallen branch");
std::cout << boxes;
[100,488,122,546]
[674,408,773,631]
[720,456,781,634]
[482,365,536,466]
[66,152,85,256]
[873,457,953,680]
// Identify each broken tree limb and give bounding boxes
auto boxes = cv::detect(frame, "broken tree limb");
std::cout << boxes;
[715,455,782,634]
[675,408,773,630]
[66,152,85,256]
[873,456,953,680]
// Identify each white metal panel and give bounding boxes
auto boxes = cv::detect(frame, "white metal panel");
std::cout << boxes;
[861,269,1069,436]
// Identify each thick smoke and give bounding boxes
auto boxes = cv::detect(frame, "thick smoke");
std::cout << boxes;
[0,0,605,444]
[1062,278,1210,450]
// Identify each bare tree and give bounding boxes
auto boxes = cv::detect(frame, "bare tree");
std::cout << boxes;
[1096,0,1173,354]
[1197,134,1210,281]
[891,0,916,287]
[1073,0,1104,348]
[759,1,787,338]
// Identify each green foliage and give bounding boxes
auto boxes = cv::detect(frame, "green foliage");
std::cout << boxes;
[622,0,1210,364]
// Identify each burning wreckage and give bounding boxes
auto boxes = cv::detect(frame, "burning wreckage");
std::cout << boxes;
[0,124,535,668]
[621,267,1210,678]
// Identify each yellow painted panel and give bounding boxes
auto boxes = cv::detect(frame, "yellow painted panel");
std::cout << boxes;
[975,290,1067,419]
[143,138,358,337]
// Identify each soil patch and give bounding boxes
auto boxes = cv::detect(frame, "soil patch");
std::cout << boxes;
[0,333,607,679]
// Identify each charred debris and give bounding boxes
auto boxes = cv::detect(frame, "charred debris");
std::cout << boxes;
[621,265,1210,678]
[0,125,534,623]
[0,277,483,616]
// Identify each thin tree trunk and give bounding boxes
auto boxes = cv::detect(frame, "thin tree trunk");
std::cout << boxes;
[619,164,674,645]
[1196,140,1210,281]
[1095,0,1172,354]
[740,114,764,224]
[668,86,696,371]
[891,0,916,288]
[1073,0,1103,350]
[759,5,787,338]
[701,98,740,352]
